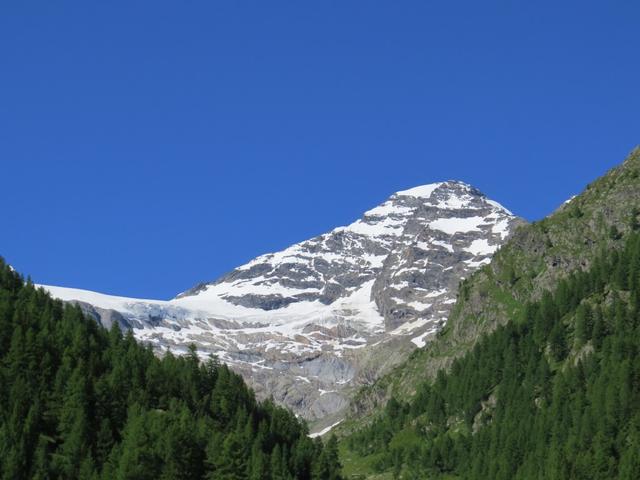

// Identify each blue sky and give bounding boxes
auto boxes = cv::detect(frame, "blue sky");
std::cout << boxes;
[1,2,639,299]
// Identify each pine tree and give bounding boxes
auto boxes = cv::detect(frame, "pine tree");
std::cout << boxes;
[248,441,268,480]
[54,363,90,478]
[210,433,248,480]
[0,258,339,480]
[549,323,568,361]
[574,303,593,345]
[311,436,341,480]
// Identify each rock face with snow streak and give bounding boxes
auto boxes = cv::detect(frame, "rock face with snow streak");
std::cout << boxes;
[41,181,525,429]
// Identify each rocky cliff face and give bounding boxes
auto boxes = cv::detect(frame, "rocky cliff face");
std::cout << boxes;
[41,181,524,430]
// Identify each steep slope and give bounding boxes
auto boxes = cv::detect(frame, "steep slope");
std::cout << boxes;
[0,259,340,480]
[41,181,523,427]
[345,230,640,478]
[342,148,640,448]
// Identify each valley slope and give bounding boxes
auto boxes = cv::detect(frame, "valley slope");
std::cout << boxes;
[41,181,523,429]
[339,147,640,478]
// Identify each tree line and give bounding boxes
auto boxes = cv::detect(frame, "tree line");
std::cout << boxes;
[346,230,640,479]
[0,259,342,480]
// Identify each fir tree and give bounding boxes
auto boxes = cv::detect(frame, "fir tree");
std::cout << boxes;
[0,258,339,479]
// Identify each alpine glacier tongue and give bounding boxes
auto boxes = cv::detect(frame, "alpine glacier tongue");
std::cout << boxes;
[40,181,525,429]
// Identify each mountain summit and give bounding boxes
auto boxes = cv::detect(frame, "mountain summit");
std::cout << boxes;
[42,181,524,428]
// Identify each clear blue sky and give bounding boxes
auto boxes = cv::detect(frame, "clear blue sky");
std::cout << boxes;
[1,2,638,299]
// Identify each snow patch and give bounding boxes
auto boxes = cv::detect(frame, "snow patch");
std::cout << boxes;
[411,326,439,347]
[466,238,497,256]
[485,198,513,215]
[431,240,455,253]
[395,183,443,199]
[309,420,343,438]
[429,216,486,235]
[364,202,413,217]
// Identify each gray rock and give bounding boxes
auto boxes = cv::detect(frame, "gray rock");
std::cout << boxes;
[42,181,525,427]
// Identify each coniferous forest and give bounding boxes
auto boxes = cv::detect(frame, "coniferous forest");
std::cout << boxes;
[0,259,342,480]
[346,230,640,479]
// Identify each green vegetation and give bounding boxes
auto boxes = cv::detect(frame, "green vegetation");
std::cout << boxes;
[344,231,640,479]
[0,259,342,480]
[344,148,640,430]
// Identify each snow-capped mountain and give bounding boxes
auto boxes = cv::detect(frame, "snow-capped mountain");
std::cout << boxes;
[41,181,525,429]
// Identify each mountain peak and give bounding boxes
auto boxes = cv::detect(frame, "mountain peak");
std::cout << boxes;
[392,181,512,215]
[394,180,476,199]
[42,182,524,423]
[394,182,446,198]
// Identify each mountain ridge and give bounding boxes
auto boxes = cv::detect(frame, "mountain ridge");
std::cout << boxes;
[341,146,640,434]
[39,180,524,429]
[339,147,640,479]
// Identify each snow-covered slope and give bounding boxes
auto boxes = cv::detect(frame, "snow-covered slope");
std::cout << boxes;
[40,181,525,429]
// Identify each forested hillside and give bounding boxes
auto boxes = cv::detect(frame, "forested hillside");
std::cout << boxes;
[0,260,341,480]
[346,230,640,478]
[341,150,640,479]
[347,148,640,419]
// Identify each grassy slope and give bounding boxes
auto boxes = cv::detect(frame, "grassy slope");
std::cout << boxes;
[338,147,640,450]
